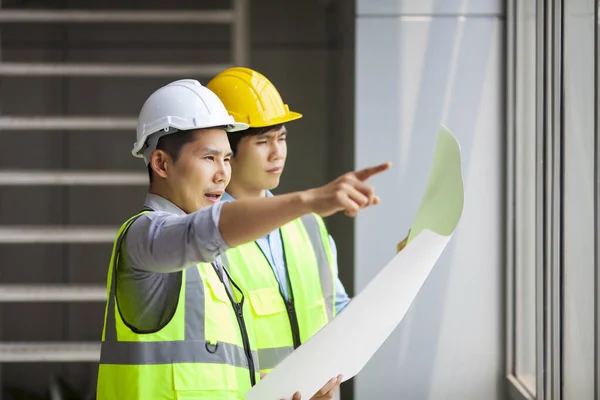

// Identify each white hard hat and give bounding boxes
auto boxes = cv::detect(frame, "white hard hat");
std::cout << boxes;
[132,79,249,164]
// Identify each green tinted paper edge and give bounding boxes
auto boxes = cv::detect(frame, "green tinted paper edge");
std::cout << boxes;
[408,125,465,241]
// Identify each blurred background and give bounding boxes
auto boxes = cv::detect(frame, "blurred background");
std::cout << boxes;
[0,0,596,399]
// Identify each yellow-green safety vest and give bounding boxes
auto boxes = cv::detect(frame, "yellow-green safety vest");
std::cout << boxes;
[96,211,261,400]
[221,213,336,374]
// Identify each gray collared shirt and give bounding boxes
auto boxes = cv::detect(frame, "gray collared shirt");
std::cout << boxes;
[116,193,231,332]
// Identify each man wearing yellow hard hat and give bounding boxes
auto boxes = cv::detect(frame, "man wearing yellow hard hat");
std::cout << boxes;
[207,68,352,397]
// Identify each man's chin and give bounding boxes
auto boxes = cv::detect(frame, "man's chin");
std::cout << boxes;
[198,199,219,209]
[264,178,281,191]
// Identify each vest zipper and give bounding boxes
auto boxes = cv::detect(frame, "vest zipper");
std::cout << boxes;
[285,300,302,349]
[213,262,257,386]
[233,302,257,386]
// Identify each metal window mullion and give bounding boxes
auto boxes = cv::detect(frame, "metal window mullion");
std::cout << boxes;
[594,0,600,398]
[550,1,564,399]
[542,0,554,395]
[506,0,517,385]
[505,2,538,397]
[0,10,234,24]
[535,0,547,398]
[538,0,564,399]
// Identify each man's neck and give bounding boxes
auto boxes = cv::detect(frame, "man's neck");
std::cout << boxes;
[149,185,169,202]
[226,182,266,199]
[148,184,183,211]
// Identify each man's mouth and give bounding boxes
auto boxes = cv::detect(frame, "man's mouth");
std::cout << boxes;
[267,166,283,174]
[204,192,223,202]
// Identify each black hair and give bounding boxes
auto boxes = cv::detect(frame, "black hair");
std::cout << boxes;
[147,130,198,183]
[227,123,284,156]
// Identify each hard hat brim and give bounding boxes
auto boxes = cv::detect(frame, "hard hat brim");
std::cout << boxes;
[225,121,250,132]
[236,111,303,129]
[131,120,249,158]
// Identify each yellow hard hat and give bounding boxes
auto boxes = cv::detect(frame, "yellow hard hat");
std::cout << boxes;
[206,67,302,128]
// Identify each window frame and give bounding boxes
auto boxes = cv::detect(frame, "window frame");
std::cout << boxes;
[506,0,564,398]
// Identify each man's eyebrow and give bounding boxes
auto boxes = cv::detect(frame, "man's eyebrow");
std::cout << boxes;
[198,147,232,157]
[258,127,287,139]
[200,147,221,155]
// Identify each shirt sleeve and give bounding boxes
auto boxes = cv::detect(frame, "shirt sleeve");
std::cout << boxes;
[329,234,352,314]
[124,201,231,273]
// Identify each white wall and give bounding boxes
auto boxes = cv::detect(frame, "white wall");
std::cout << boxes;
[562,0,596,397]
[354,1,505,398]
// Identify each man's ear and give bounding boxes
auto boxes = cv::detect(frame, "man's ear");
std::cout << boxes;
[149,150,170,179]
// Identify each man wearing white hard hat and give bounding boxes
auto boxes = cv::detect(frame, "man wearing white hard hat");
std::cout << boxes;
[95,79,390,400]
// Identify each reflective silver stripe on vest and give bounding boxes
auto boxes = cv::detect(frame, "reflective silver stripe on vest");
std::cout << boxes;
[183,264,205,340]
[300,214,335,321]
[100,339,257,367]
[102,213,253,369]
[256,346,295,370]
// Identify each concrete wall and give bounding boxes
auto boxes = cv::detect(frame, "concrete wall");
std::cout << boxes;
[354,1,506,398]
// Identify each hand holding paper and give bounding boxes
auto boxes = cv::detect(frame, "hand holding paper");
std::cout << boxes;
[246,126,465,400]
[283,375,342,400]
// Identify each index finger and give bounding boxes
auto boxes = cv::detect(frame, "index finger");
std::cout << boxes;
[353,162,391,181]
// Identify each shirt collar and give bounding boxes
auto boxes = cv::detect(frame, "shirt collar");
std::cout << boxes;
[222,190,274,202]
[221,191,235,203]
[143,193,186,215]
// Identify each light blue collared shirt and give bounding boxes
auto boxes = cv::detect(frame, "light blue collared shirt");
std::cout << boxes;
[222,191,351,314]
